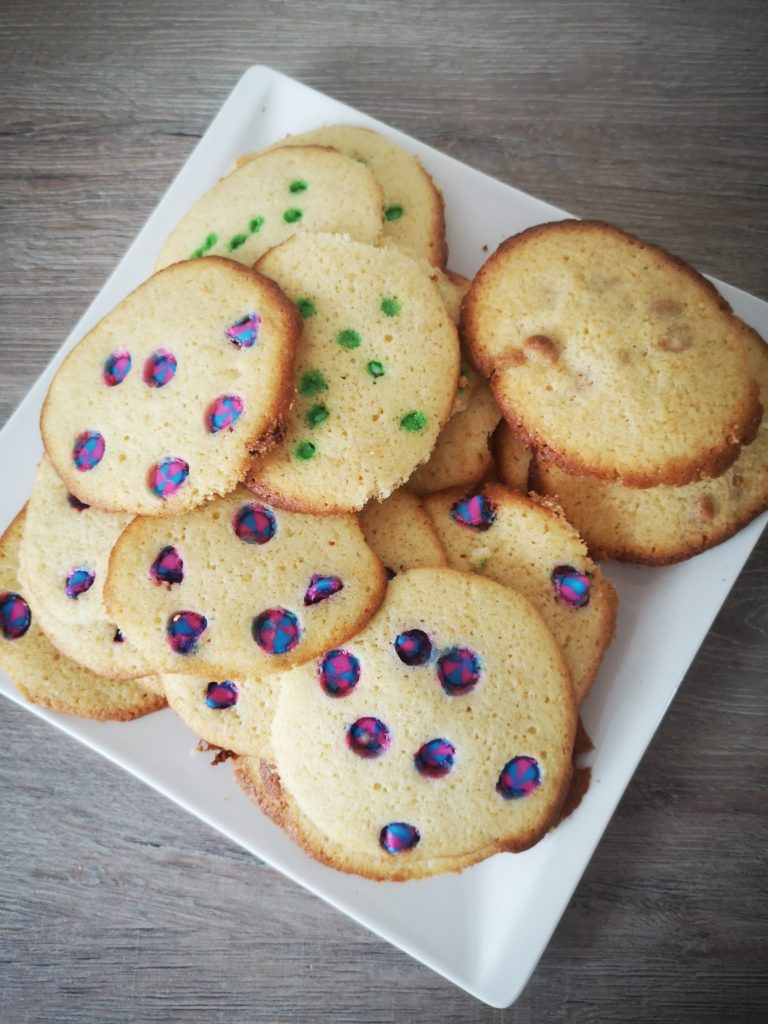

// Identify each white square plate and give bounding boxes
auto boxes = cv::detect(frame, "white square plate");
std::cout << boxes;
[1,66,766,1008]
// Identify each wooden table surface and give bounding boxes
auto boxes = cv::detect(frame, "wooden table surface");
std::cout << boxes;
[1,1,766,1020]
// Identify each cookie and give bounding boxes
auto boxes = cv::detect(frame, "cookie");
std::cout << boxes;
[163,672,278,757]
[406,379,501,496]
[423,483,618,704]
[19,588,155,682]
[0,511,164,719]
[532,324,768,564]
[157,144,384,270]
[245,234,460,513]
[493,420,533,492]
[240,125,447,268]
[252,568,575,880]
[462,220,762,487]
[105,486,387,678]
[41,258,300,516]
[358,489,447,579]
[19,455,132,626]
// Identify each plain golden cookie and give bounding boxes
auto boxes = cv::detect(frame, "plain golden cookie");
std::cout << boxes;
[533,324,768,564]
[358,489,447,578]
[462,220,761,487]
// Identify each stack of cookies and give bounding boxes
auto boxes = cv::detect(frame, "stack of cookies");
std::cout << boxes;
[1,125,765,881]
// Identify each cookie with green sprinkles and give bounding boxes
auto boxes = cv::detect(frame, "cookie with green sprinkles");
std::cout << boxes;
[246,233,460,514]
[238,125,447,267]
[157,145,384,270]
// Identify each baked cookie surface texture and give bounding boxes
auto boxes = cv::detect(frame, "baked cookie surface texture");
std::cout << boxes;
[358,489,447,578]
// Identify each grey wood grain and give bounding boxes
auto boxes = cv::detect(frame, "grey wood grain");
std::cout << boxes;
[1,0,767,1020]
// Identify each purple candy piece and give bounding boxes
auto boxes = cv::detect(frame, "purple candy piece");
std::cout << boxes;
[103,348,132,387]
[166,610,207,654]
[149,545,184,587]
[437,646,482,696]
[304,573,344,606]
[414,738,456,778]
[65,566,96,600]
[143,348,177,388]
[232,503,277,544]
[318,649,360,697]
[149,457,189,499]
[207,393,244,433]
[205,680,239,709]
[394,628,432,666]
[113,628,125,644]
[496,755,542,799]
[380,822,420,855]
[552,565,591,608]
[347,717,391,758]
[252,607,301,655]
[450,493,496,531]
[226,312,262,349]
[0,591,31,640]
[66,493,90,512]
[72,431,105,472]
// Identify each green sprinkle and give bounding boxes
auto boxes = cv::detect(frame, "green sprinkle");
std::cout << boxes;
[476,557,489,570]
[367,360,385,378]
[380,297,401,317]
[400,410,427,433]
[384,204,404,222]
[298,369,328,396]
[289,179,308,193]
[190,231,218,259]
[283,208,303,224]
[296,298,316,319]
[249,215,265,233]
[355,156,367,164]
[295,440,317,461]
[306,404,329,428]
[336,328,361,349]
[228,233,248,252]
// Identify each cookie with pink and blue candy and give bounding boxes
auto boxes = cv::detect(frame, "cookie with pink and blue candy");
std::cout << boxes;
[163,672,280,758]
[19,455,133,628]
[105,486,387,678]
[239,567,575,881]
[423,483,618,704]
[0,510,164,719]
[41,257,300,516]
